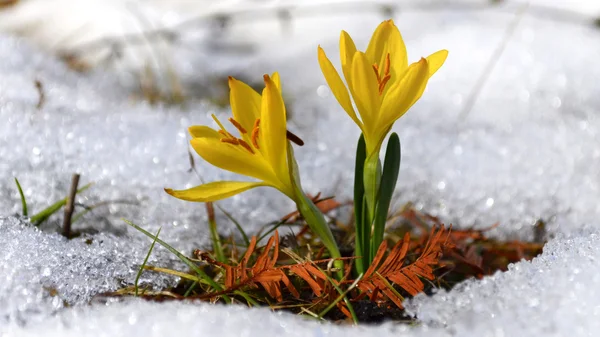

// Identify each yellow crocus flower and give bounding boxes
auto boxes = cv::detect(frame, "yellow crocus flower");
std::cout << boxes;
[166,73,343,267]
[318,19,448,155]
[165,73,296,202]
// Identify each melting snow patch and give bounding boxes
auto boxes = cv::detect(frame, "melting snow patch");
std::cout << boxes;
[406,230,600,336]
[1,0,600,335]
[0,216,177,328]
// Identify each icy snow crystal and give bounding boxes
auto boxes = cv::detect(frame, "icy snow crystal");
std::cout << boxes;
[1,0,600,336]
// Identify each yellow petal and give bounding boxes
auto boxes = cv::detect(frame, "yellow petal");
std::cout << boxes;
[377,58,429,141]
[340,30,357,83]
[426,49,448,78]
[165,181,266,202]
[188,125,221,139]
[191,136,274,183]
[366,20,408,76]
[260,74,289,180]
[271,72,281,91]
[229,76,261,133]
[317,46,362,128]
[350,51,380,133]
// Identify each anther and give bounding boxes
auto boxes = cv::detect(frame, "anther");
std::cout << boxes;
[228,118,247,134]
[221,138,239,145]
[238,139,255,154]
[379,75,391,95]
[286,130,304,146]
[250,118,261,149]
[372,64,381,83]
[251,127,260,149]
[218,130,235,140]
[383,53,391,76]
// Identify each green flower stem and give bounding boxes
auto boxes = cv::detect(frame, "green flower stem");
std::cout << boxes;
[363,153,381,224]
[362,152,382,267]
[371,133,401,261]
[294,195,343,276]
[287,142,343,279]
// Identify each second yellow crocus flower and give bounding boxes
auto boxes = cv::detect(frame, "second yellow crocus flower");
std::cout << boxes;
[165,73,295,202]
[165,74,342,270]
[318,19,448,156]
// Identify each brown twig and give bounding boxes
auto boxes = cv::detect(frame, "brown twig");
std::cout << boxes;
[63,174,80,238]
[34,79,45,110]
[0,0,19,8]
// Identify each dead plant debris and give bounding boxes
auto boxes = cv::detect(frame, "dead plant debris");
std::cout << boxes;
[108,200,545,324]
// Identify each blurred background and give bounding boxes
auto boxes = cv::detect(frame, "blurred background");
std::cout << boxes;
[1,0,599,242]
[1,0,599,108]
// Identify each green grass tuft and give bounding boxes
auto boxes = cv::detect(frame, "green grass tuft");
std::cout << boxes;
[14,178,28,217]
[135,227,161,296]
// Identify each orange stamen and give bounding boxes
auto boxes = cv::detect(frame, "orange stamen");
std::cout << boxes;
[372,53,392,95]
[383,53,390,77]
[238,139,255,154]
[379,75,391,95]
[372,64,381,83]
[250,118,261,149]
[221,137,239,145]
[251,127,260,149]
[228,117,247,134]
[218,130,235,140]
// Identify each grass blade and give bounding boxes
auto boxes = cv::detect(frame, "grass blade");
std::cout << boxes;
[257,220,286,243]
[135,227,161,296]
[233,290,260,307]
[215,203,250,247]
[29,182,93,226]
[317,270,361,324]
[183,281,198,297]
[122,219,229,301]
[142,266,206,283]
[206,202,226,263]
[71,199,139,224]
[375,271,405,303]
[14,178,28,217]
[371,133,401,261]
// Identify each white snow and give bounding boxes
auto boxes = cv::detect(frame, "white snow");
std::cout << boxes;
[1,0,600,336]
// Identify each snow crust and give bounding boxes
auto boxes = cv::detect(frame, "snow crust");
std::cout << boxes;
[1,0,600,336]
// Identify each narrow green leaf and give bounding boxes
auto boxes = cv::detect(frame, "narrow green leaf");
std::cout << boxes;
[375,271,405,302]
[360,198,370,272]
[14,178,28,217]
[183,281,198,297]
[257,219,286,242]
[122,219,229,301]
[316,267,361,324]
[29,182,93,226]
[215,204,250,247]
[371,133,401,260]
[233,290,260,307]
[71,199,139,224]
[353,134,367,275]
[135,227,161,296]
[142,266,205,282]
[207,203,226,263]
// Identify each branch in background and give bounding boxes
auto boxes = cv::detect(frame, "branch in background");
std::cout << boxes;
[0,0,18,9]
[458,3,528,120]
[34,79,45,110]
